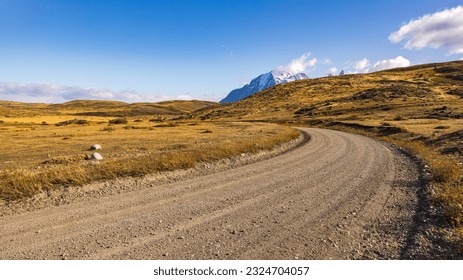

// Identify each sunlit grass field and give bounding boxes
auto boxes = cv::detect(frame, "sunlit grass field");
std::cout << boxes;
[0,101,299,200]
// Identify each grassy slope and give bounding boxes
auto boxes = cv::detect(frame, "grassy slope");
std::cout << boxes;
[194,60,463,163]
[193,60,463,239]
[195,61,463,128]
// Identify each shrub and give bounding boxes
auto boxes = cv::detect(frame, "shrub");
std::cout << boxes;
[56,119,89,126]
[109,118,128,125]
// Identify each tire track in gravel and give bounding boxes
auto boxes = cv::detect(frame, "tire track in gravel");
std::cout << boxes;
[0,128,424,259]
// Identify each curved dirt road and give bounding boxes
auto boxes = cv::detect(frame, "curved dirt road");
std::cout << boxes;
[0,128,425,259]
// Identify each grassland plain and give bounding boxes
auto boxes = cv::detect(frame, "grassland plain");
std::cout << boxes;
[192,60,463,254]
[0,100,300,200]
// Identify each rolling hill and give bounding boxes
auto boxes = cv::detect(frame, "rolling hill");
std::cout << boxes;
[0,99,216,118]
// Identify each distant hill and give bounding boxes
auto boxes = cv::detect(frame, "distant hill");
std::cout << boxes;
[196,60,463,123]
[0,99,216,117]
[220,70,308,103]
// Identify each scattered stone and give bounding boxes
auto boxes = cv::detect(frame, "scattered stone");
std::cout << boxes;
[91,153,103,161]
[90,144,102,151]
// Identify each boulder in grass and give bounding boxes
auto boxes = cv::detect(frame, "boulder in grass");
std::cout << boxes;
[90,144,102,151]
[91,152,103,160]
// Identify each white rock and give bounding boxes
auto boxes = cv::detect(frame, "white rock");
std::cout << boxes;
[90,144,102,151]
[91,153,103,160]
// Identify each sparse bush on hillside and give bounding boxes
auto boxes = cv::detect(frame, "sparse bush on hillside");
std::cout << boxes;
[435,126,450,129]
[154,122,177,127]
[123,126,149,130]
[108,117,128,125]
[56,119,89,126]
[149,117,165,122]
[101,127,114,132]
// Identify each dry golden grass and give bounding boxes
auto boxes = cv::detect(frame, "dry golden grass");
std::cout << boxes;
[0,113,299,200]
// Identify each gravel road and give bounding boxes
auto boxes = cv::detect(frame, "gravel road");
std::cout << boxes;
[0,128,436,259]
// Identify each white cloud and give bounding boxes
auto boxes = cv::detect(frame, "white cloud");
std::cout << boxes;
[176,94,194,100]
[277,52,318,74]
[372,56,411,71]
[328,67,338,75]
[0,82,172,103]
[389,6,463,54]
[353,58,370,72]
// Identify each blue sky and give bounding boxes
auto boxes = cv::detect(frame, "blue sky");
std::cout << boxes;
[1,0,462,103]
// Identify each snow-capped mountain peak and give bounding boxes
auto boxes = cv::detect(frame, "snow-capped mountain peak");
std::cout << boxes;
[220,70,308,103]
[271,69,308,84]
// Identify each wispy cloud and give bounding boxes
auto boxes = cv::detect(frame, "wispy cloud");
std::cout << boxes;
[389,6,463,54]
[353,58,370,73]
[343,56,410,74]
[277,52,318,74]
[0,82,184,103]
[372,56,411,71]
[327,67,338,75]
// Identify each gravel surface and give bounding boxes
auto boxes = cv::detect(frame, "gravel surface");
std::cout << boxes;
[0,128,450,259]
